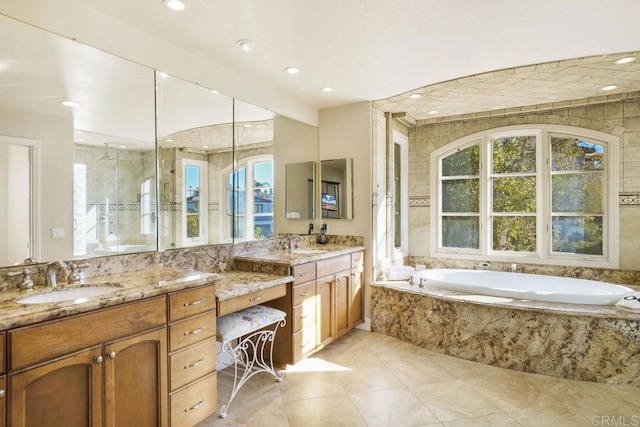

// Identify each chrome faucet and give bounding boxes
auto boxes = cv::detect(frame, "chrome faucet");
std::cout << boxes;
[45,261,68,287]
[289,236,302,250]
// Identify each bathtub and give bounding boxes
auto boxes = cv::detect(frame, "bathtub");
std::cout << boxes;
[412,269,633,305]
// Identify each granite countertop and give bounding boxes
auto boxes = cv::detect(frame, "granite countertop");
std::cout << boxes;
[215,271,294,301]
[372,280,640,320]
[0,267,223,330]
[233,244,365,266]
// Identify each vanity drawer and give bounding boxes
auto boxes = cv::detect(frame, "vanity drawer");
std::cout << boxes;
[0,375,5,425]
[168,285,216,322]
[351,251,364,269]
[292,262,316,285]
[293,324,317,363]
[217,283,287,316]
[10,296,166,370]
[317,254,350,278]
[292,281,316,306]
[170,372,217,426]
[0,332,5,374]
[169,311,217,352]
[293,300,316,333]
[169,338,217,392]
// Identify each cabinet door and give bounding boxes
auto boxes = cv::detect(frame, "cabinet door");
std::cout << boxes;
[103,328,168,427]
[9,346,103,427]
[0,375,5,427]
[316,276,334,347]
[350,268,364,328]
[334,272,350,338]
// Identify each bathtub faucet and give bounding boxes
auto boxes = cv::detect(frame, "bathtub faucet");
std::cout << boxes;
[510,263,518,273]
[419,277,427,288]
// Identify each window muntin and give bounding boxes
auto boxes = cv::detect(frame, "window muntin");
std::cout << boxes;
[433,126,617,267]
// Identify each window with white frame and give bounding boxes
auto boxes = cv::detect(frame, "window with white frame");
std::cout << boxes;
[182,158,208,246]
[431,125,619,268]
[140,177,153,235]
[224,155,274,241]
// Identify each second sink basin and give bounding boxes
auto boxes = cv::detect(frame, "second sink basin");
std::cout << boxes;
[17,284,120,304]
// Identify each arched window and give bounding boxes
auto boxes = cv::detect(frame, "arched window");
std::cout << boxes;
[431,125,619,268]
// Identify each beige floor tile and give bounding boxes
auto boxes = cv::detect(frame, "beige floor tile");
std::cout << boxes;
[334,360,405,394]
[443,413,521,427]
[412,380,504,421]
[279,371,347,402]
[549,379,640,419]
[506,403,591,427]
[285,396,366,427]
[350,388,440,426]
[382,356,459,386]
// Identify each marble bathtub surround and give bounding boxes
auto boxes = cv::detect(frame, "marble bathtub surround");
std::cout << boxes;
[370,283,640,386]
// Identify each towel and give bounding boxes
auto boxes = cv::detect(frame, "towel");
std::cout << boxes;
[615,292,640,313]
[384,266,415,281]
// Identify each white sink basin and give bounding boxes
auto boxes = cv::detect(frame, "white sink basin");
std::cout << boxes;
[289,249,328,255]
[17,285,120,304]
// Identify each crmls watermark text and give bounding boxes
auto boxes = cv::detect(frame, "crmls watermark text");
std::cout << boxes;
[591,415,639,426]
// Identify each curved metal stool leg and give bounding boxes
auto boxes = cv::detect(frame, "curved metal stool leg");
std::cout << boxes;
[218,318,285,418]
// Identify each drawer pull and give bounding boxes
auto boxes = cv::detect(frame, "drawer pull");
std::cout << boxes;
[184,357,205,369]
[249,295,263,302]
[184,399,205,412]
[299,272,312,277]
[300,342,311,348]
[300,291,311,297]
[184,326,205,336]
[300,315,307,319]
[183,297,205,307]
[0,389,5,399]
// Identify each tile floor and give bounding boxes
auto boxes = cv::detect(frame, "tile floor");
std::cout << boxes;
[197,329,640,427]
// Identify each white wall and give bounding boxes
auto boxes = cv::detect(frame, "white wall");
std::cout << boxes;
[0,105,74,262]
[319,101,373,322]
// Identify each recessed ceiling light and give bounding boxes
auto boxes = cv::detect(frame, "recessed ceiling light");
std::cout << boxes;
[408,93,422,99]
[615,56,636,65]
[119,145,127,149]
[210,89,219,94]
[601,85,618,91]
[428,110,438,115]
[159,72,168,79]
[165,139,173,142]
[284,67,300,74]
[236,39,255,52]
[75,139,85,142]
[163,0,185,11]
[61,100,80,107]
[321,87,333,93]
[201,145,209,149]
[243,123,253,128]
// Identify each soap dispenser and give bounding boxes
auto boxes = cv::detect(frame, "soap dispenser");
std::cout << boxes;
[317,223,327,244]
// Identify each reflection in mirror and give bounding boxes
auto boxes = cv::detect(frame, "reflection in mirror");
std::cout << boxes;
[156,73,234,248]
[285,162,315,219]
[321,158,354,220]
[0,14,156,267]
[0,136,38,265]
[231,100,275,241]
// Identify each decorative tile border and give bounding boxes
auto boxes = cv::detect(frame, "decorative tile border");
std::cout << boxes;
[619,193,640,205]
[409,196,430,207]
[409,194,640,207]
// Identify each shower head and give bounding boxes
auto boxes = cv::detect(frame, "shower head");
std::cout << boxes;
[98,143,115,160]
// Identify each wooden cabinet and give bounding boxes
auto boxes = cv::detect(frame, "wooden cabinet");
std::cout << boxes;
[0,375,5,427]
[7,297,168,427]
[267,250,364,365]
[167,286,217,425]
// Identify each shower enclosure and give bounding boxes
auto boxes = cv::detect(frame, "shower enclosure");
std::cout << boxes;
[73,140,156,258]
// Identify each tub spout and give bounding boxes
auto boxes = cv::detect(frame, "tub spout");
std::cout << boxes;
[510,263,518,273]
[419,277,426,288]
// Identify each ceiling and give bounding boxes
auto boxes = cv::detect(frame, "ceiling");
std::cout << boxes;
[67,0,640,114]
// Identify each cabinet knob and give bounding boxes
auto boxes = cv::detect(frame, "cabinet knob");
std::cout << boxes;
[108,351,117,359]
[0,389,5,399]
[94,355,103,364]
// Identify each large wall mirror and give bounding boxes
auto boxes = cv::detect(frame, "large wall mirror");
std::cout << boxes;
[0,14,320,267]
[0,14,156,267]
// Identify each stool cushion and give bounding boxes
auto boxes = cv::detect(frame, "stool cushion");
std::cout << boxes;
[217,305,286,342]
